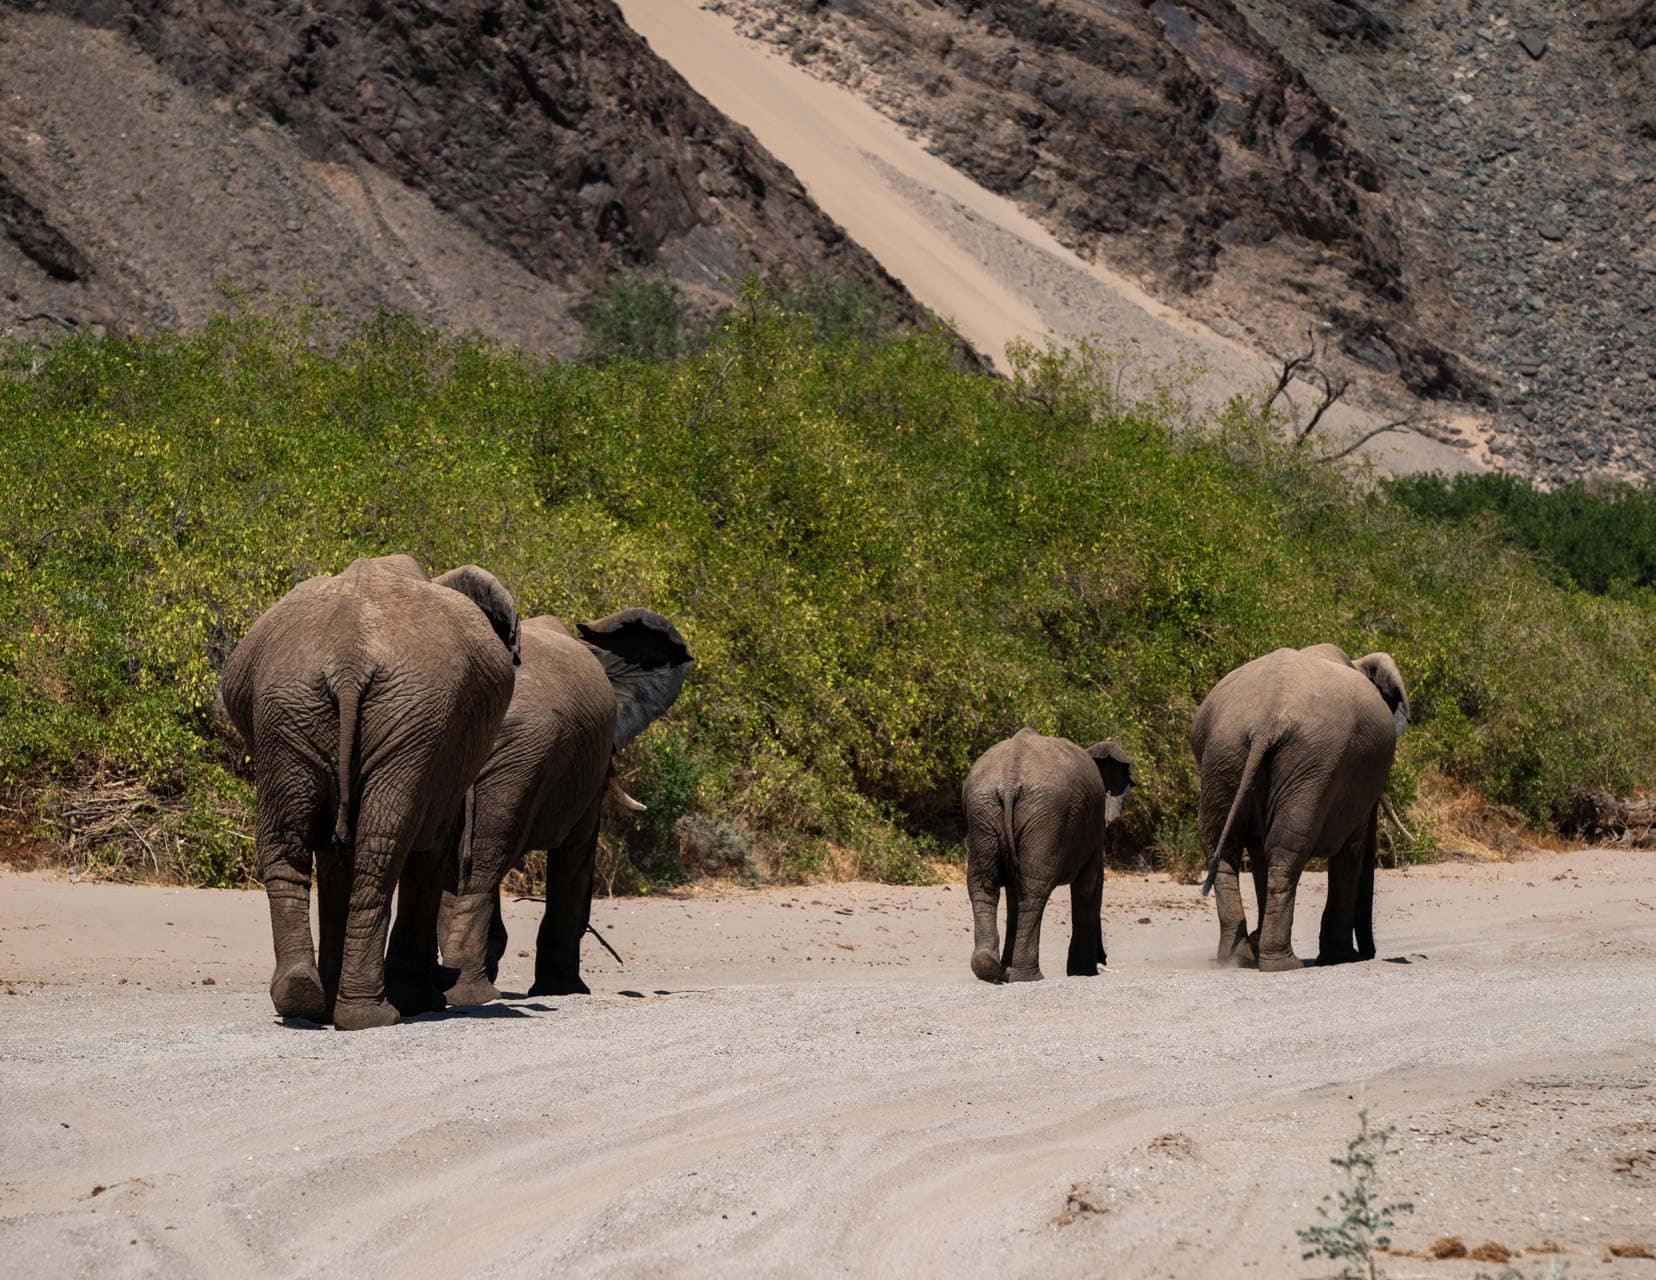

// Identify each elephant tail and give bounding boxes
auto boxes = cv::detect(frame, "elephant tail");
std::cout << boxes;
[330,667,371,852]
[1202,730,1270,897]
[994,782,1022,884]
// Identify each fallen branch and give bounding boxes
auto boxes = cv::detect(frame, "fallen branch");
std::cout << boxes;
[1560,790,1656,846]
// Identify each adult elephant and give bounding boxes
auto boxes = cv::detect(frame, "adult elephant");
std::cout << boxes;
[961,728,1135,983]
[436,609,692,1005]
[1191,643,1410,972]
[218,554,520,1029]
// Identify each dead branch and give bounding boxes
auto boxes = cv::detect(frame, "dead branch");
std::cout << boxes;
[1316,417,1418,463]
[1561,791,1656,846]
[1265,330,1318,410]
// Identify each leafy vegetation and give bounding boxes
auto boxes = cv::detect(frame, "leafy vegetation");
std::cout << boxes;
[4,288,1656,889]
[1388,471,1656,596]
[1297,1110,1414,1279]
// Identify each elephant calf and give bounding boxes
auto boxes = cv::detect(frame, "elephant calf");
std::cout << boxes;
[962,729,1134,983]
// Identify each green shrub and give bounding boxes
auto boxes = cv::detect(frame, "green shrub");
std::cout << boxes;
[1387,471,1656,596]
[4,288,1656,889]
[577,275,689,362]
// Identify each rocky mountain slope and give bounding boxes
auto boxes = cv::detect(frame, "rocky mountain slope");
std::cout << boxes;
[707,0,1656,482]
[0,0,917,353]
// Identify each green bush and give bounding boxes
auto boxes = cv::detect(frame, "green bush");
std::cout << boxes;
[1387,471,1656,596]
[577,275,689,362]
[4,288,1656,889]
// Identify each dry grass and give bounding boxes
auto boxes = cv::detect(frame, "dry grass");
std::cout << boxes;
[1411,770,1569,864]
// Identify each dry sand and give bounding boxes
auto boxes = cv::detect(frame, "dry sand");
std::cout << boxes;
[2,850,1653,1277]
[613,0,1485,478]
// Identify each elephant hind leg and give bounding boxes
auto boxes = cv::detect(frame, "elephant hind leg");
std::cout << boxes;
[1257,848,1309,973]
[332,827,408,1031]
[1065,853,1105,977]
[1004,886,1050,983]
[1211,852,1253,967]
[256,766,327,1022]
[966,822,1004,982]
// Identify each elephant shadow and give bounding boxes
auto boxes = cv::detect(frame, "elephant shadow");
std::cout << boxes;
[412,1001,551,1022]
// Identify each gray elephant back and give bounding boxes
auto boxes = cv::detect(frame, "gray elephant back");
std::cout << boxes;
[505,620,618,755]
[965,729,1106,807]
[220,555,516,741]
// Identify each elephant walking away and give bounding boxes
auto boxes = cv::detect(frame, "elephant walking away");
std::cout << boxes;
[1191,644,1410,972]
[217,555,520,1029]
[436,609,691,1005]
[961,729,1135,983]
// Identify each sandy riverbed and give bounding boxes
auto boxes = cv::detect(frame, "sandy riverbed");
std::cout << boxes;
[2,851,1653,1277]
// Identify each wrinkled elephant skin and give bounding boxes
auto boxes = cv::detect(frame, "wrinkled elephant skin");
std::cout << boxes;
[961,729,1134,983]
[435,610,692,1004]
[1191,644,1409,972]
[217,555,518,1029]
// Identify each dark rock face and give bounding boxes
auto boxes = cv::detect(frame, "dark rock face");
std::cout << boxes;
[1236,0,1656,481]
[711,0,1487,408]
[714,0,1656,483]
[0,0,920,350]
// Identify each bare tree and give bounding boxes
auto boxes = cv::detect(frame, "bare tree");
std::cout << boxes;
[1265,327,1422,463]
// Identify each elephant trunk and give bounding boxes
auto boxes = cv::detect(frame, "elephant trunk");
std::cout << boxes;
[438,889,501,1007]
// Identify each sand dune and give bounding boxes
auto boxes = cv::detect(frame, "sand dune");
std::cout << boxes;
[615,0,1484,477]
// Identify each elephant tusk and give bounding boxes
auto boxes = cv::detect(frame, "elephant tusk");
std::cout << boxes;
[607,776,647,812]
[1381,794,1416,845]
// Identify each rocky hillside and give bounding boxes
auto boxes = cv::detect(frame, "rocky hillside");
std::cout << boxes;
[0,0,917,353]
[708,0,1656,482]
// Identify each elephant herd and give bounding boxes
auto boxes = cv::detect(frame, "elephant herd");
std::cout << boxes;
[965,643,1409,982]
[220,554,1408,1029]
[218,554,690,1030]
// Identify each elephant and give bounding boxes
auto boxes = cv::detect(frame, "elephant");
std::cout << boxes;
[961,728,1135,983]
[1190,643,1410,972]
[434,608,692,1005]
[217,554,520,1029]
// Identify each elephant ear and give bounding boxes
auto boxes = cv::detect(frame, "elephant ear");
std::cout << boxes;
[1355,652,1411,738]
[1087,740,1135,824]
[435,565,522,666]
[577,609,694,751]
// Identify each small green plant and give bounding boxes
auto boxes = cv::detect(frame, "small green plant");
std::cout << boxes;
[1298,1110,1414,1279]
[577,274,688,362]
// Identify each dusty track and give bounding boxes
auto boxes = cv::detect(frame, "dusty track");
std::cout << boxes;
[2,851,1653,1277]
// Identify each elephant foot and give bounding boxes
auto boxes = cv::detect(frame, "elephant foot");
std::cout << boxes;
[270,963,327,1022]
[1004,965,1044,983]
[1258,951,1306,973]
[971,949,1005,983]
[386,979,446,1017]
[1315,947,1362,967]
[332,998,401,1030]
[444,976,502,1007]
[529,974,590,997]
[1065,958,1100,977]
[1216,928,1258,968]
